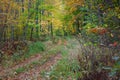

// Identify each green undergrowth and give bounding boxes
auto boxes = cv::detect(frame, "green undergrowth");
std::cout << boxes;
[15,67,26,74]
[1,41,45,68]
[41,39,80,79]
[1,37,78,79]
[24,41,45,58]
[12,43,65,75]
[0,43,63,77]
[28,41,45,54]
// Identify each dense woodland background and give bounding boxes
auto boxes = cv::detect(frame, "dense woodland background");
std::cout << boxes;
[0,0,120,80]
[0,0,119,41]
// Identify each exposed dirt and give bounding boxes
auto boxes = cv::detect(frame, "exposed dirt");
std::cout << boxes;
[0,39,75,80]
[0,54,42,78]
[10,53,62,80]
[0,40,60,79]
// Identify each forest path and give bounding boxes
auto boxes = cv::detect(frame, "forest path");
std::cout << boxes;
[12,53,62,80]
[0,38,80,80]
[0,41,57,77]
[0,54,42,78]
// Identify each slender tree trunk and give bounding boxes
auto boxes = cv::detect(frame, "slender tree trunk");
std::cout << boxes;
[50,22,53,37]
[21,0,24,13]
[23,26,26,40]
[30,27,34,40]
[11,25,14,41]
[0,26,4,42]
[3,27,6,42]
[35,0,39,39]
[40,0,42,32]
[28,0,31,36]
[48,21,50,36]
[21,0,26,40]
[75,19,80,34]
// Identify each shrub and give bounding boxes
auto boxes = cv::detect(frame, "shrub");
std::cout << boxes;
[28,41,45,54]
[76,34,120,80]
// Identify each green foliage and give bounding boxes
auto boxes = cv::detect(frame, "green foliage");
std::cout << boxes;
[103,60,120,77]
[28,22,35,28]
[76,34,120,79]
[84,23,96,29]
[55,29,64,36]
[41,41,82,79]
[0,0,119,79]
[42,56,76,79]
[28,42,45,54]
[15,67,25,74]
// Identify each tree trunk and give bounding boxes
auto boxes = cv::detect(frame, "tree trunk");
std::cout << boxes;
[35,0,39,39]
[76,19,80,34]
[50,22,53,38]
[30,27,34,40]
[11,25,14,41]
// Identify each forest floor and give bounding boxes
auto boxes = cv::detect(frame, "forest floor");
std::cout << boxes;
[0,37,80,80]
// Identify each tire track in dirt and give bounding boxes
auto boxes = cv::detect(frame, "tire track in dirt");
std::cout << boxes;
[11,53,62,80]
[0,41,58,79]
[0,54,42,78]
[0,40,67,80]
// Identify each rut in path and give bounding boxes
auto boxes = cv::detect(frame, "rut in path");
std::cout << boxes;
[10,53,62,80]
[0,39,79,80]
[0,41,58,78]
[0,54,42,78]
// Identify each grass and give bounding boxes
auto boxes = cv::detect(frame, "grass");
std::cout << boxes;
[41,50,80,79]
[1,41,45,68]
[31,61,40,65]
[9,42,65,76]
[1,37,80,79]
[41,39,81,80]
[15,67,26,74]
[24,41,45,58]
[28,41,45,54]
[42,37,119,79]
[48,51,81,79]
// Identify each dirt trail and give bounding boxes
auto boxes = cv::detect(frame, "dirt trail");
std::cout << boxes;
[0,41,57,79]
[11,53,62,80]
[0,54,42,78]
[0,38,80,80]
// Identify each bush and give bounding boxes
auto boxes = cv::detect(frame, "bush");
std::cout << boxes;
[28,41,45,55]
[76,34,120,80]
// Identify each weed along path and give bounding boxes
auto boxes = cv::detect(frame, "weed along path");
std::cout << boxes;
[0,38,80,80]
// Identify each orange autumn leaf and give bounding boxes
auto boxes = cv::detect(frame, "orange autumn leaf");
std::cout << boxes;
[113,42,118,47]
[89,27,107,35]
[98,28,107,35]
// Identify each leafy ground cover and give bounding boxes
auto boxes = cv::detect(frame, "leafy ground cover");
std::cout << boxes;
[0,36,120,80]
